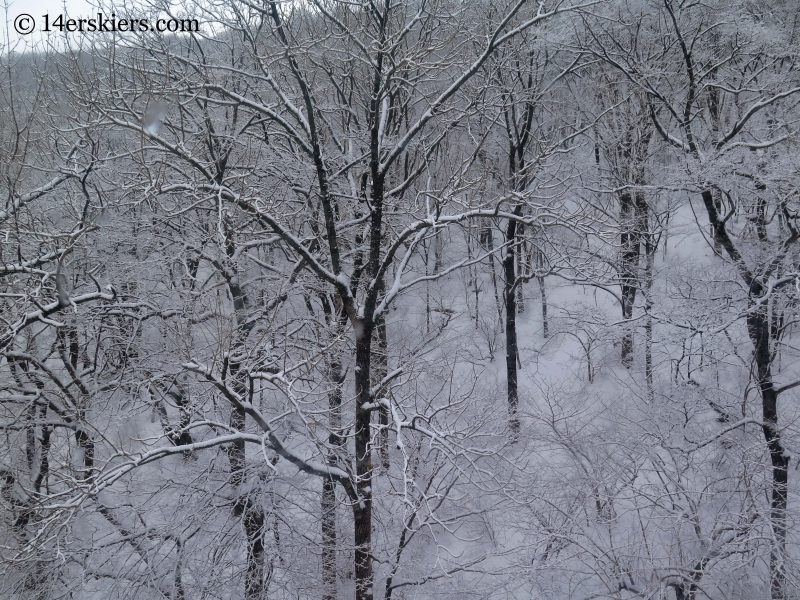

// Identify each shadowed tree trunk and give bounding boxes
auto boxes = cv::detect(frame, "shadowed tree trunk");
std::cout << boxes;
[644,225,655,398]
[532,246,549,339]
[619,188,647,367]
[701,187,794,600]
[750,306,789,600]
[516,223,525,313]
[374,311,390,471]
[353,325,375,600]
[481,223,505,330]
[223,215,268,600]
[504,205,523,436]
[320,295,345,600]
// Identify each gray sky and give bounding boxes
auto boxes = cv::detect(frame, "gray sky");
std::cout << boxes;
[2,0,110,50]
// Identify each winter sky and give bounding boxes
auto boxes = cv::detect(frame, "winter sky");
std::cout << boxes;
[3,0,124,49]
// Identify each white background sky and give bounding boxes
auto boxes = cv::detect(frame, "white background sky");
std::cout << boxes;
[2,0,126,49]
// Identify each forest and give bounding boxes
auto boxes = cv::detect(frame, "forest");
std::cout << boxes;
[2,0,800,598]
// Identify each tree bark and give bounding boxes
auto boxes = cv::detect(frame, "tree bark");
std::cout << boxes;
[504,206,523,436]
[619,191,641,367]
[701,187,791,599]
[321,474,338,600]
[516,223,525,313]
[644,229,655,399]
[353,327,374,600]
[322,303,344,600]
[748,306,789,600]
[374,313,390,471]
[534,246,549,339]
[224,220,268,600]
[242,495,267,600]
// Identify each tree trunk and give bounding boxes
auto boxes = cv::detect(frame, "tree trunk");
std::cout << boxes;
[619,190,647,367]
[225,226,268,600]
[534,246,549,339]
[423,238,431,334]
[243,498,267,600]
[748,306,789,600]
[229,397,268,600]
[322,350,343,600]
[644,234,655,399]
[538,276,549,339]
[434,228,442,273]
[374,313,390,471]
[701,186,791,600]
[619,191,638,367]
[321,474,337,600]
[504,207,522,436]
[353,326,374,600]
[516,223,525,313]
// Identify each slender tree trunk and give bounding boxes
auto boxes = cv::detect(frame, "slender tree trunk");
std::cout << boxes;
[374,313,390,471]
[619,191,639,367]
[473,236,480,328]
[644,234,655,399]
[33,406,50,494]
[535,247,549,339]
[229,394,267,600]
[641,185,654,398]
[483,224,505,331]
[464,229,475,325]
[321,474,337,600]
[504,206,522,436]
[25,401,36,472]
[353,58,386,590]
[322,346,343,600]
[710,187,724,254]
[620,189,648,367]
[243,498,267,600]
[434,228,442,273]
[701,186,791,599]
[57,325,95,482]
[353,325,374,600]
[423,238,430,334]
[748,306,789,600]
[586,343,593,383]
[538,276,549,339]
[516,223,525,313]
[225,225,268,600]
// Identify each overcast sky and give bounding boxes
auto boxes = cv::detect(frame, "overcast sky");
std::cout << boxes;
[3,0,119,49]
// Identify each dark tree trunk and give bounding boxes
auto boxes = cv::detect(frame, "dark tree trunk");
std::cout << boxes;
[538,276,549,339]
[534,246,549,339]
[243,498,267,600]
[25,401,36,472]
[516,223,525,313]
[374,313,390,471]
[228,388,268,600]
[33,406,50,494]
[619,191,638,366]
[322,332,343,600]
[644,231,655,399]
[321,474,337,600]
[748,307,789,600]
[482,224,505,330]
[504,206,523,436]
[434,228,442,273]
[224,223,268,600]
[353,327,374,600]
[619,189,647,367]
[700,187,791,600]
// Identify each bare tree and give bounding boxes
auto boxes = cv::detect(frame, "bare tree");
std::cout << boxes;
[29,1,591,598]
[586,0,800,595]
